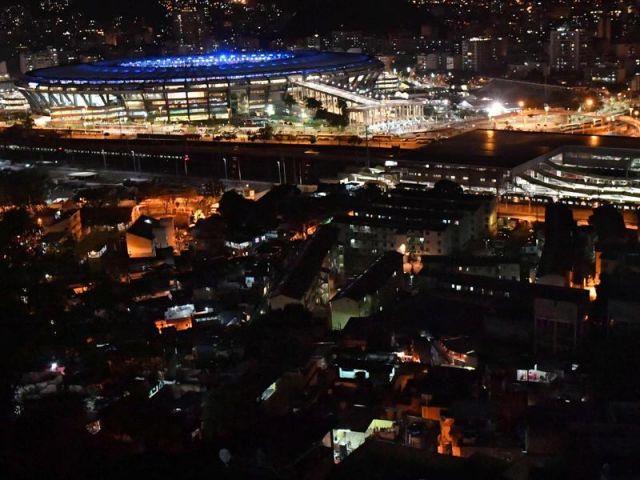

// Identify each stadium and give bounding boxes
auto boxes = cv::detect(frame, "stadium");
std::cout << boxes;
[18,50,383,123]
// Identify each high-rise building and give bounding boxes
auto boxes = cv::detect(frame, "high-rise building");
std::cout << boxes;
[549,27,586,72]
[167,0,209,48]
[462,37,492,73]
[19,47,59,74]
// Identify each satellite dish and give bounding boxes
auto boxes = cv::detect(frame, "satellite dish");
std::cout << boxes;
[219,448,231,467]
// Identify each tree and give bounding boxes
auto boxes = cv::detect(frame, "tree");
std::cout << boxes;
[337,98,348,115]
[315,108,348,127]
[282,93,296,110]
[218,190,253,229]
[304,97,322,110]
[338,99,350,127]
[22,115,35,129]
[432,179,463,196]
[0,169,50,206]
[0,208,36,244]
[589,204,627,246]
[357,182,384,203]
[258,123,274,140]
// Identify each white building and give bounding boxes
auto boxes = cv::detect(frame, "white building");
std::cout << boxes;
[19,47,59,74]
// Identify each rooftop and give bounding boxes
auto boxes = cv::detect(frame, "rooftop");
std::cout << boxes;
[422,270,591,304]
[332,251,403,301]
[329,439,508,480]
[421,255,521,267]
[80,206,132,227]
[274,226,337,300]
[404,130,640,170]
[333,213,450,232]
[127,215,162,240]
[22,50,381,85]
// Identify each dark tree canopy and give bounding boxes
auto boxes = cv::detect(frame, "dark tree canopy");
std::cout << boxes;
[0,208,36,244]
[432,179,463,196]
[0,169,50,206]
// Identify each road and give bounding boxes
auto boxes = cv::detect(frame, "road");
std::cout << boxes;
[42,164,275,192]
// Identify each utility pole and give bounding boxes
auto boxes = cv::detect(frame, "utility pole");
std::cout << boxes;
[130,150,136,172]
[281,158,286,184]
[365,123,370,168]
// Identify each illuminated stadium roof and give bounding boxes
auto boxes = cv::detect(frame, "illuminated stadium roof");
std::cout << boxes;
[23,50,382,85]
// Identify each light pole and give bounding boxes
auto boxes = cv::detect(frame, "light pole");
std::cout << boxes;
[276,160,282,184]
[131,150,136,172]
[518,100,526,128]
[365,123,370,168]
[544,104,550,126]
[222,156,228,180]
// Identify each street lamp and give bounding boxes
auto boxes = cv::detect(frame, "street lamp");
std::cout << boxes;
[222,156,228,180]
[544,104,550,125]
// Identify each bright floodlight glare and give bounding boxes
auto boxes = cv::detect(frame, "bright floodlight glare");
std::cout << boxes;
[486,101,505,118]
[265,104,275,116]
[50,362,58,371]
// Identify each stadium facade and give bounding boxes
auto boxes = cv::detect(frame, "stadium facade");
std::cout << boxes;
[348,130,640,205]
[18,50,382,123]
[509,145,640,204]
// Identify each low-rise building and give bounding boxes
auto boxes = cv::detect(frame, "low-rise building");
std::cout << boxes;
[335,186,496,258]
[330,251,404,330]
[418,270,590,354]
[599,271,640,333]
[126,215,176,259]
[41,208,82,241]
[269,226,337,312]
[420,255,521,281]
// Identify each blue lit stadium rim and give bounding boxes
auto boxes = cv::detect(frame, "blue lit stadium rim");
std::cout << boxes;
[22,50,382,86]
[119,52,295,69]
